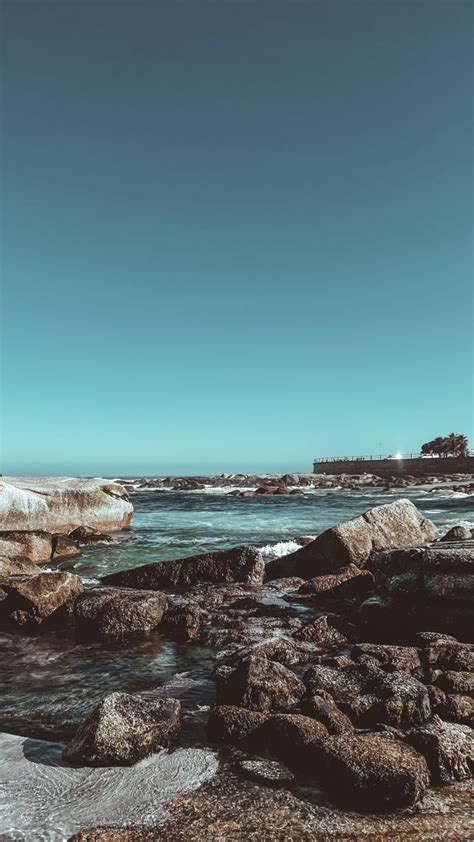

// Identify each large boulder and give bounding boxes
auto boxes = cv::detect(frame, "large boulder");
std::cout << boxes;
[258,713,328,766]
[266,499,437,580]
[102,546,264,590]
[0,531,53,563]
[0,571,83,629]
[63,692,180,766]
[404,715,474,784]
[304,662,431,727]
[74,587,168,641]
[371,542,474,638]
[215,655,305,713]
[0,477,133,534]
[0,558,41,576]
[317,733,430,811]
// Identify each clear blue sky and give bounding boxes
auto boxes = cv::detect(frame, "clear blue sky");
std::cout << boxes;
[1,0,472,476]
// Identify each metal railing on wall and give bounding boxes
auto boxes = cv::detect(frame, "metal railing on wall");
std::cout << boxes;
[313,452,474,464]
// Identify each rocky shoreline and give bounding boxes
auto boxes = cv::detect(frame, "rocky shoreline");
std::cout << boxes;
[0,480,472,839]
[119,471,474,495]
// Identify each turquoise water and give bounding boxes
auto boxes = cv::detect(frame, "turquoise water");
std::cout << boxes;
[64,485,474,580]
[1,486,472,745]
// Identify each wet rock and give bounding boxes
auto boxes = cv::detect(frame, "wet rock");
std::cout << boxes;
[52,535,81,560]
[162,601,205,641]
[0,477,132,534]
[404,715,474,783]
[74,587,168,641]
[68,526,113,544]
[266,499,437,580]
[237,758,295,784]
[435,670,474,694]
[351,643,422,674]
[302,694,354,734]
[317,733,430,811]
[228,636,314,668]
[259,713,328,766]
[292,615,346,646]
[206,705,267,747]
[215,655,305,713]
[102,546,264,590]
[297,564,363,595]
[441,525,472,542]
[0,530,53,563]
[63,692,180,766]
[0,571,83,630]
[304,663,431,727]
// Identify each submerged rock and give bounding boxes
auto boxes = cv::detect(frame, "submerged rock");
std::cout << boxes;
[63,692,181,766]
[102,546,264,590]
[215,655,305,713]
[317,733,430,811]
[266,499,438,580]
[74,587,168,641]
[0,571,83,630]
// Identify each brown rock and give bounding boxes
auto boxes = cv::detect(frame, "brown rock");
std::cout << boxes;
[259,713,328,766]
[351,643,422,674]
[297,564,362,595]
[0,571,83,629]
[404,715,474,783]
[162,601,204,641]
[206,705,267,747]
[102,546,264,590]
[317,733,430,811]
[52,536,81,560]
[303,694,354,734]
[441,525,472,542]
[292,615,346,646]
[266,499,437,580]
[215,655,305,713]
[0,530,53,563]
[74,586,168,641]
[63,692,180,766]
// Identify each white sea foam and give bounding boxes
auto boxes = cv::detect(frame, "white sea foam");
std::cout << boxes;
[0,732,218,841]
[259,540,302,560]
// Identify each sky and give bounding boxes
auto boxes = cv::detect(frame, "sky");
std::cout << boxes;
[1,0,473,476]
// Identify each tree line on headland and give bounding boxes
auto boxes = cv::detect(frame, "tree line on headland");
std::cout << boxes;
[420,432,469,458]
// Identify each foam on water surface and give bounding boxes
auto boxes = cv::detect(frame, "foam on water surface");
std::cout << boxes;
[0,732,218,841]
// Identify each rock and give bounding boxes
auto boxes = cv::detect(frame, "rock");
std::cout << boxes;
[351,643,422,674]
[0,477,132,534]
[404,715,474,784]
[102,546,264,590]
[416,632,474,672]
[161,602,204,641]
[215,655,305,713]
[258,713,328,766]
[441,525,472,542]
[229,637,312,668]
[237,758,295,784]
[74,587,168,641]
[292,615,346,646]
[304,663,431,727]
[317,733,430,811]
[0,558,41,576]
[297,564,362,595]
[52,536,81,560]
[0,530,53,563]
[266,499,437,580]
[302,694,354,734]
[371,543,474,638]
[435,671,474,694]
[63,692,180,766]
[440,694,474,724]
[0,571,83,629]
[206,706,267,747]
[68,526,113,544]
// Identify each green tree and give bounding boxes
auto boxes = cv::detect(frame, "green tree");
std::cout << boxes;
[420,433,469,458]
